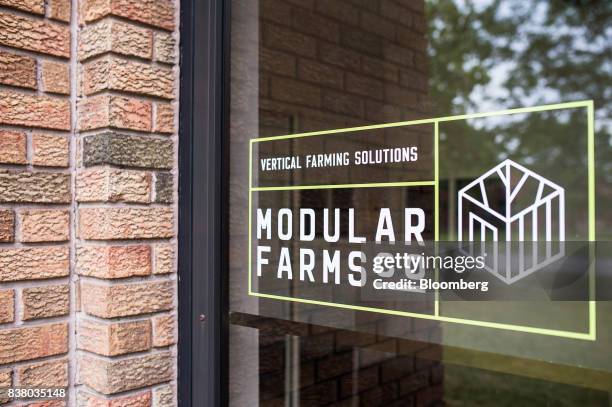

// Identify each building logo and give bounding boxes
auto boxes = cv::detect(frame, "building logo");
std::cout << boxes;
[458,159,565,284]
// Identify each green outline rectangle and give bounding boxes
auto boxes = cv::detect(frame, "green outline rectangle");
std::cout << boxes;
[247,101,596,341]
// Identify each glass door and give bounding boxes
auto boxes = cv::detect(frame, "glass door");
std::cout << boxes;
[227,0,611,405]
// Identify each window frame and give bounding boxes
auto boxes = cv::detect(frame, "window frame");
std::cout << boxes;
[178,0,230,405]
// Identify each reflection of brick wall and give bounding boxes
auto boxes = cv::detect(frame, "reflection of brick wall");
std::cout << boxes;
[259,0,429,137]
[233,313,443,406]
[254,1,443,405]
[258,0,434,233]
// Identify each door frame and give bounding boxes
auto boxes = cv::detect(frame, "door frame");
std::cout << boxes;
[178,0,230,405]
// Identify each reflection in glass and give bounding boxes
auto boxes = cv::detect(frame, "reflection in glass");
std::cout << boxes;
[229,0,611,405]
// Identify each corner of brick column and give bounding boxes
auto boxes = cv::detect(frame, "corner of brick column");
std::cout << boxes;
[75,0,179,405]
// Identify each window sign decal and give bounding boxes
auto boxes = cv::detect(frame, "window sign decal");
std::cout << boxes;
[248,100,596,340]
[458,159,566,284]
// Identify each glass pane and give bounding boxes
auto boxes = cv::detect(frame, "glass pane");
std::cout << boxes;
[228,0,611,405]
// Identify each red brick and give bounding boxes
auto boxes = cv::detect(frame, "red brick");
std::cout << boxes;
[399,369,429,396]
[297,59,343,89]
[316,352,353,380]
[79,19,153,61]
[78,94,152,132]
[319,41,361,69]
[340,26,382,57]
[154,31,175,64]
[77,168,151,203]
[260,0,291,24]
[414,52,428,73]
[270,77,321,108]
[335,329,377,351]
[154,102,175,134]
[300,380,337,405]
[77,390,152,407]
[262,23,316,58]
[300,333,334,360]
[109,95,153,131]
[82,0,175,31]
[79,352,173,395]
[0,90,70,130]
[0,323,68,364]
[19,209,70,242]
[16,358,68,387]
[360,11,396,40]
[79,207,174,240]
[381,0,414,27]
[291,7,340,42]
[0,369,12,404]
[431,363,443,384]
[381,355,415,382]
[400,68,428,92]
[362,56,399,82]
[0,12,70,58]
[152,313,175,347]
[21,284,70,320]
[0,289,14,323]
[153,385,174,406]
[153,244,175,275]
[315,0,359,25]
[32,133,70,167]
[48,0,71,22]
[260,48,295,77]
[397,0,424,14]
[77,244,152,278]
[359,339,397,367]
[81,56,174,99]
[25,401,67,407]
[322,89,364,117]
[0,50,36,89]
[415,383,443,406]
[359,382,398,406]
[0,209,14,242]
[78,318,151,356]
[0,0,44,15]
[396,26,427,53]
[412,12,426,34]
[81,280,174,318]
[365,100,402,123]
[340,365,378,398]
[346,72,384,100]
[284,0,314,7]
[0,246,69,281]
[385,83,418,106]
[383,42,414,67]
[41,60,70,94]
[86,169,151,202]
[0,130,26,164]
[415,346,442,369]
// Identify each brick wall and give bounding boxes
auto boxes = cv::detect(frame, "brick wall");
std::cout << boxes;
[0,0,179,405]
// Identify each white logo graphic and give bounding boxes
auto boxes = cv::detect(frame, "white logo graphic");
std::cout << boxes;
[458,159,565,284]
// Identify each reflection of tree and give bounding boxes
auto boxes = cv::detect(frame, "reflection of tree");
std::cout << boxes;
[428,0,610,117]
[428,0,611,237]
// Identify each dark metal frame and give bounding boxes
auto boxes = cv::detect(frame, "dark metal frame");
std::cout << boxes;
[178,0,230,405]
